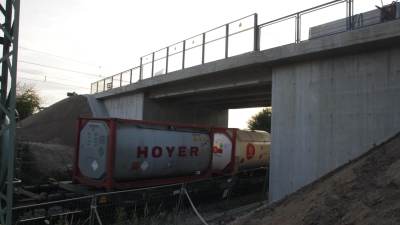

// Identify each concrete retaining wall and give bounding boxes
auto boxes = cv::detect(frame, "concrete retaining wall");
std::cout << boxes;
[269,46,400,201]
[103,93,144,120]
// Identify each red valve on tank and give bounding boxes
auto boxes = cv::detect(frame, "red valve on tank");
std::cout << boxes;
[212,146,223,154]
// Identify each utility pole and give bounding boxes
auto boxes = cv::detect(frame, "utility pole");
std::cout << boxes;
[0,0,21,224]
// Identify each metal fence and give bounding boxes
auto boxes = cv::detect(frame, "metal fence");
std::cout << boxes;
[11,168,268,225]
[12,196,93,225]
[90,0,399,94]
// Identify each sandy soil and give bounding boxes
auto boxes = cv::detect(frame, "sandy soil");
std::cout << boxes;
[226,132,400,225]
[28,142,74,171]
[20,95,92,147]
[18,95,92,171]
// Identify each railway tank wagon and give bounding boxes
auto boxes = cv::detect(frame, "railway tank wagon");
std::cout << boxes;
[212,128,270,174]
[73,117,213,190]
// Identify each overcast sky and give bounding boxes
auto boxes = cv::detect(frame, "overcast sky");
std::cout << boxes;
[11,0,379,128]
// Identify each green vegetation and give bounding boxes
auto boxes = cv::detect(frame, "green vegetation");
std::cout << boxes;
[115,206,128,225]
[16,82,45,120]
[113,204,180,225]
[247,107,272,132]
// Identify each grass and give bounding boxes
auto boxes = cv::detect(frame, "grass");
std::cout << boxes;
[112,203,188,225]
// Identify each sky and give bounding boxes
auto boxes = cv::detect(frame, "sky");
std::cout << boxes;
[6,0,381,129]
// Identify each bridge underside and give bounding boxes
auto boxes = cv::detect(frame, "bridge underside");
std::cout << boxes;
[144,63,272,109]
[100,64,272,126]
[164,84,271,109]
[148,82,271,110]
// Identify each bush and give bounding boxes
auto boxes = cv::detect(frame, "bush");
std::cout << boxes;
[247,108,272,132]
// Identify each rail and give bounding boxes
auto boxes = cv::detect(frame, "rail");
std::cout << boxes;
[90,0,399,94]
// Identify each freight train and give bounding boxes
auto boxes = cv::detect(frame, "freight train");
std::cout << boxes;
[9,116,270,206]
[72,117,270,191]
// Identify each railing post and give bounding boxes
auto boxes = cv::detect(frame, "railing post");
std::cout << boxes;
[224,173,235,215]
[103,79,105,91]
[129,69,132,84]
[254,13,259,51]
[347,0,354,30]
[225,24,229,58]
[261,168,269,205]
[139,57,143,80]
[111,76,113,89]
[166,47,169,73]
[89,194,96,225]
[295,13,301,43]
[177,182,186,217]
[182,41,186,69]
[120,73,122,87]
[96,82,99,93]
[151,52,155,77]
[202,33,205,64]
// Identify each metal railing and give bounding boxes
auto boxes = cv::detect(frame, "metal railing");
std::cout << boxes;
[90,13,257,94]
[90,0,399,94]
[139,13,257,80]
[11,168,269,224]
[258,0,350,50]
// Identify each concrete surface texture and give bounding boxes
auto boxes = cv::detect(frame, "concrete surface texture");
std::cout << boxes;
[103,92,228,126]
[269,45,400,202]
[309,8,382,39]
[103,92,144,120]
[142,93,228,126]
[86,94,110,117]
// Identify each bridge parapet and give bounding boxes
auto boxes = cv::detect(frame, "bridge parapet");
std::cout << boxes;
[91,1,400,97]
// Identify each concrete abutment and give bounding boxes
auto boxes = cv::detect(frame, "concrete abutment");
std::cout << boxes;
[102,92,228,126]
[269,46,400,201]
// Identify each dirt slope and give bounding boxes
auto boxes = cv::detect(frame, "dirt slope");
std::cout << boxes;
[229,132,400,225]
[19,95,92,171]
[20,95,92,147]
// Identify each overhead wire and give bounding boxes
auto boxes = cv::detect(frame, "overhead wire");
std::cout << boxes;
[16,77,90,90]
[19,46,117,71]
[18,69,90,85]
[18,60,103,77]
[17,45,139,92]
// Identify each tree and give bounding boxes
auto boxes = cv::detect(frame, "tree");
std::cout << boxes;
[247,108,272,132]
[16,83,44,120]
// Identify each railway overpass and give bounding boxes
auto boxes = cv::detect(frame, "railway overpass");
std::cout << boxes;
[89,3,400,202]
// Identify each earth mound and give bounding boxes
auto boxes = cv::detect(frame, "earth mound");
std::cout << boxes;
[19,95,92,171]
[228,132,400,225]
[20,95,92,147]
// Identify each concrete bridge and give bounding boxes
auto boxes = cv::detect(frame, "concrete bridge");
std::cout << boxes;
[90,3,400,202]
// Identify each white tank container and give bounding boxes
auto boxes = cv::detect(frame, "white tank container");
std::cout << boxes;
[212,129,270,172]
[78,120,212,183]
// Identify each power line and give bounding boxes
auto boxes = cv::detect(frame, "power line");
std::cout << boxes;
[18,69,91,85]
[19,47,118,71]
[17,77,89,89]
[20,31,60,44]
[18,60,102,77]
